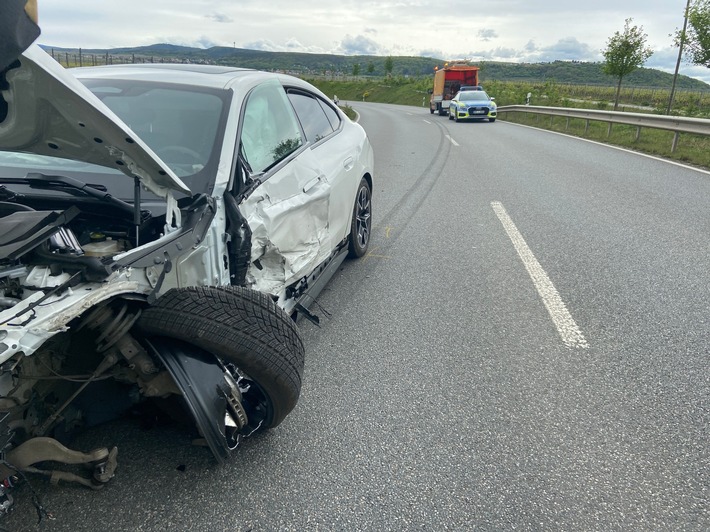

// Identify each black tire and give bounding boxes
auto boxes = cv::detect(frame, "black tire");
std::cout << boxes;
[454,112,459,123]
[348,177,372,258]
[429,107,434,114]
[489,118,496,123]
[138,286,304,429]
[448,109,453,121]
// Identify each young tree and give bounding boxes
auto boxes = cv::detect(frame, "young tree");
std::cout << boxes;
[352,63,360,76]
[602,18,653,110]
[683,0,710,67]
[384,56,394,76]
[668,0,694,114]
[367,62,375,74]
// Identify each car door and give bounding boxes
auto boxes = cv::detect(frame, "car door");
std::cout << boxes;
[237,80,332,296]
[286,89,356,251]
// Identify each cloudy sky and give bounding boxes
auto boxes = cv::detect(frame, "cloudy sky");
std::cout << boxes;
[36,0,709,83]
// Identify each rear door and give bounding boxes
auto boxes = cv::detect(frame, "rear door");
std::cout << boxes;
[286,89,356,251]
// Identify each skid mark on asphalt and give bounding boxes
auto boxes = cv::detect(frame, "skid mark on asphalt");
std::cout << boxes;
[491,201,589,349]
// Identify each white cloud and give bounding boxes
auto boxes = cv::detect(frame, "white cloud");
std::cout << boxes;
[533,37,596,62]
[207,13,233,23]
[33,0,708,84]
[243,39,280,53]
[477,29,499,42]
[418,49,446,59]
[336,34,382,56]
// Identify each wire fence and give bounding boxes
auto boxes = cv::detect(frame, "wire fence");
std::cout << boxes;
[556,82,709,108]
[48,48,214,68]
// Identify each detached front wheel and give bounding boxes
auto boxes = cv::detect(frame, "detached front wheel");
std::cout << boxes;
[348,177,372,258]
[138,286,304,430]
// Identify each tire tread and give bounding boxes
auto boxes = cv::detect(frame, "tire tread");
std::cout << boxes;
[138,286,304,427]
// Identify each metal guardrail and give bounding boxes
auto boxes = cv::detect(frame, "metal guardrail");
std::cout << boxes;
[497,105,710,152]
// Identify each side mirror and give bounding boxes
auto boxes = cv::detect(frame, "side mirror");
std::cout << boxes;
[490,97,495,101]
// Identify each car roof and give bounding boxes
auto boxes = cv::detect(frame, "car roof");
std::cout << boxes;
[70,63,310,92]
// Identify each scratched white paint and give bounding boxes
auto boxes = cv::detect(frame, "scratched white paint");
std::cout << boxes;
[491,201,589,349]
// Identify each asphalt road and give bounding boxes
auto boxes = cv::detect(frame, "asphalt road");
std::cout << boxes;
[5,103,709,531]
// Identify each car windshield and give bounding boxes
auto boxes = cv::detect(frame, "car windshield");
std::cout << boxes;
[458,91,490,102]
[81,79,230,195]
[0,80,230,201]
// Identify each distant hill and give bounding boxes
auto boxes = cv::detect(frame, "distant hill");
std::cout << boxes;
[41,44,710,91]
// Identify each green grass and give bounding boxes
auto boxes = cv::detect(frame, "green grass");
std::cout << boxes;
[340,104,357,121]
[307,77,432,107]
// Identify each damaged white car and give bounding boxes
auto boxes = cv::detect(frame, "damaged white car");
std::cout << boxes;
[0,46,373,512]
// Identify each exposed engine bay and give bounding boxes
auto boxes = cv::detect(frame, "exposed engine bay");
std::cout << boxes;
[0,192,267,515]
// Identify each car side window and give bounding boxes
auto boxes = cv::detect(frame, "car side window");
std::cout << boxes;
[319,99,341,131]
[241,81,303,174]
[286,91,335,143]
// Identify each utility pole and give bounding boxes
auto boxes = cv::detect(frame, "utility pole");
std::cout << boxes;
[667,0,692,115]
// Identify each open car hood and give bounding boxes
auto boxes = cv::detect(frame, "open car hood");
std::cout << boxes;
[0,45,191,197]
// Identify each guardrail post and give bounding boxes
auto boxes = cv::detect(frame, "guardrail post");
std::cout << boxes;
[585,119,589,134]
[635,127,641,142]
[566,117,570,131]
[672,132,680,153]
[607,123,612,138]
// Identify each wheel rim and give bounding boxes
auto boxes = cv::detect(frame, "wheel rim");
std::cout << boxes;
[355,185,371,249]
[234,371,273,433]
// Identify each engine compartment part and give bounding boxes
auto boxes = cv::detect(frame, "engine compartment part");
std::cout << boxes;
[1,438,117,490]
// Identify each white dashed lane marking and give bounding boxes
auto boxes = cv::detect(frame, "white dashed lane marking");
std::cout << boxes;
[446,135,459,146]
[492,201,589,349]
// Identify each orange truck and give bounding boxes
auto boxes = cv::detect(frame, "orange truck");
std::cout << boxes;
[429,64,480,115]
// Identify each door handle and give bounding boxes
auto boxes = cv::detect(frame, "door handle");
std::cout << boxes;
[343,156,354,170]
[303,175,321,192]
